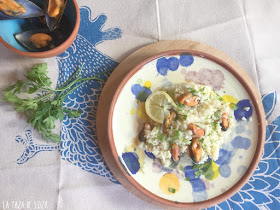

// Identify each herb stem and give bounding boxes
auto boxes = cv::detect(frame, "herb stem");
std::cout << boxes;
[57,64,84,90]
[56,76,104,99]
[58,80,89,99]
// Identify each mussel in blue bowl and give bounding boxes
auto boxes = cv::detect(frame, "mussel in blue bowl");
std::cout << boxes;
[0,0,80,58]
[0,0,43,19]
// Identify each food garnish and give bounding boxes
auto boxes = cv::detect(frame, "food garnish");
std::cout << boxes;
[145,91,177,124]
[168,188,176,193]
[0,63,111,142]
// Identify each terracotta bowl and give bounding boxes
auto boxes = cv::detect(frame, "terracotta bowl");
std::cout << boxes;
[0,0,80,58]
[107,50,265,208]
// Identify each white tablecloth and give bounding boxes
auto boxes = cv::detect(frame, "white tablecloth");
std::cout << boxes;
[0,0,280,209]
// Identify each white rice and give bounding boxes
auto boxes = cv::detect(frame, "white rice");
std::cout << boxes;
[139,82,234,166]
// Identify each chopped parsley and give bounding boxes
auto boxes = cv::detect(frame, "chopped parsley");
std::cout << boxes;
[176,101,184,108]
[176,102,187,112]
[199,87,205,94]
[173,130,181,140]
[185,140,191,145]
[157,134,167,142]
[187,88,198,95]
[183,115,188,120]
[218,97,224,101]
[194,169,203,178]
[199,138,204,144]
[211,121,218,130]
[192,164,203,170]
[168,188,176,193]
[191,161,214,179]
[180,166,185,171]
[213,110,219,118]
[231,103,239,110]
[185,177,190,181]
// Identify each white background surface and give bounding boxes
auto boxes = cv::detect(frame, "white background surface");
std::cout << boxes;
[0,0,280,209]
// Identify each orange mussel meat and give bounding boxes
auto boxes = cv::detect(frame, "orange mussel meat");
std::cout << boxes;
[188,123,205,138]
[0,0,26,16]
[47,0,64,19]
[176,93,200,107]
[29,33,53,49]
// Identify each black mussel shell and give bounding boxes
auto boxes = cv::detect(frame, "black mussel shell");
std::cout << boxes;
[220,122,228,131]
[138,128,146,142]
[14,28,64,52]
[0,0,43,20]
[45,0,68,31]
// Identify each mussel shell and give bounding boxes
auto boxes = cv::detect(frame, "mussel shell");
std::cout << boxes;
[0,0,43,20]
[220,122,228,131]
[45,0,68,31]
[138,129,146,142]
[14,28,64,52]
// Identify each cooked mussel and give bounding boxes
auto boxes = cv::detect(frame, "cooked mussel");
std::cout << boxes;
[188,123,205,138]
[0,0,43,20]
[14,28,64,52]
[176,92,200,107]
[45,0,67,31]
[187,138,203,163]
[220,112,229,131]
[0,0,26,16]
[138,123,152,142]
[171,143,180,163]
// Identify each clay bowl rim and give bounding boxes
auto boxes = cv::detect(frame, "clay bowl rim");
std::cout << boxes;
[0,0,80,58]
[107,49,265,208]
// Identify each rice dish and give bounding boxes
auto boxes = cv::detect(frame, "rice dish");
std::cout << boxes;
[138,82,234,166]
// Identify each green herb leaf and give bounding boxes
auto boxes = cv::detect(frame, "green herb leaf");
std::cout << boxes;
[187,88,197,95]
[199,138,204,144]
[185,177,190,181]
[192,164,203,169]
[168,188,176,193]
[194,169,202,178]
[0,63,107,143]
[232,103,239,110]
[43,116,55,129]
[211,121,218,130]
[5,80,24,93]
[27,86,39,94]
[213,111,218,118]
[199,87,205,93]
[66,109,81,118]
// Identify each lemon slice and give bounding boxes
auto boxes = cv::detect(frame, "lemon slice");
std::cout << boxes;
[145,91,177,123]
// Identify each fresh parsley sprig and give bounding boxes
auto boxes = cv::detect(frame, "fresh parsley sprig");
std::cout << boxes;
[1,63,110,143]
